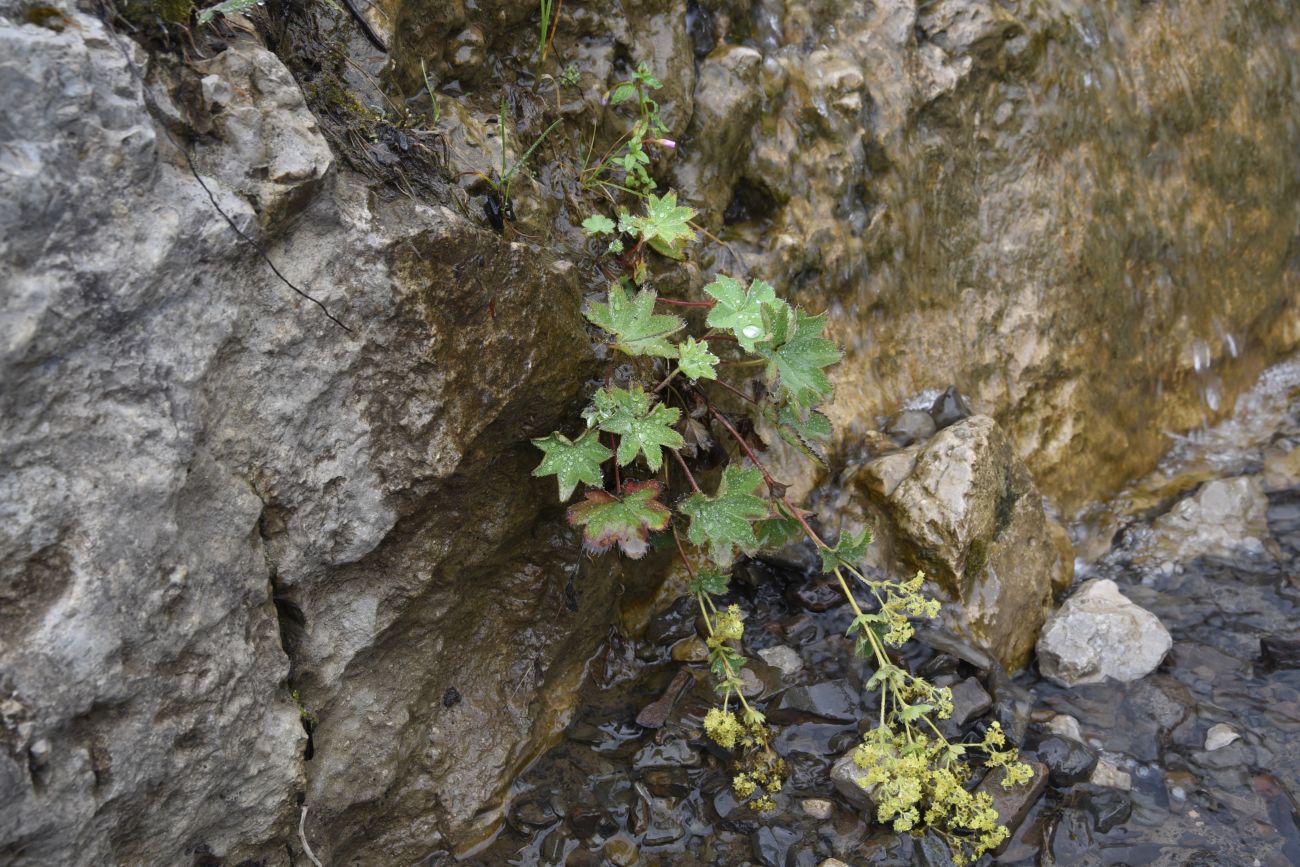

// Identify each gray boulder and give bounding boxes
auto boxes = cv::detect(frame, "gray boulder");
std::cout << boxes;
[1036,580,1172,687]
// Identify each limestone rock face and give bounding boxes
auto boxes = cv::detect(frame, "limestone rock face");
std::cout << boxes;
[0,12,638,865]
[855,416,1071,670]
[1036,580,1173,687]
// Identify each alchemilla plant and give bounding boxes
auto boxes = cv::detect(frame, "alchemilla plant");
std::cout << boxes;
[532,63,1031,865]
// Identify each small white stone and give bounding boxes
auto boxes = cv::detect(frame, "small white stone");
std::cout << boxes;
[818,860,851,867]
[1204,723,1240,751]
[757,645,804,677]
[1046,713,1082,742]
[1090,757,1133,791]
[800,798,833,820]
[1036,579,1172,687]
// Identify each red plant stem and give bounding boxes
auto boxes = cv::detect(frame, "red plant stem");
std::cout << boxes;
[704,402,778,490]
[709,377,757,405]
[654,297,715,308]
[670,447,702,493]
[672,526,697,580]
[780,497,827,549]
[608,432,621,493]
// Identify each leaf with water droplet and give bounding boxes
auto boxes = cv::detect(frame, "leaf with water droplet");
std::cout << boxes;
[762,309,840,411]
[627,192,696,259]
[582,214,616,236]
[688,565,730,596]
[677,336,719,381]
[587,384,684,471]
[818,527,872,573]
[703,276,785,352]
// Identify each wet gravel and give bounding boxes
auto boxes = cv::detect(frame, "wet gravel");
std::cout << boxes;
[467,366,1300,867]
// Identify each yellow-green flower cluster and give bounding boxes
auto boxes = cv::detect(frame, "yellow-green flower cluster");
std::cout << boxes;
[873,571,941,647]
[852,722,1034,863]
[709,605,745,644]
[731,755,785,812]
[703,707,744,749]
[854,725,1018,865]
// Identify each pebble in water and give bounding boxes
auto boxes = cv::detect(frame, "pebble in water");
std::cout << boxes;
[929,385,973,429]
[885,409,937,446]
[757,644,804,677]
[1033,734,1100,787]
[1204,723,1240,751]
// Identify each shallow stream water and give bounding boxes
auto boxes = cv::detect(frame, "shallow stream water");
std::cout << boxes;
[466,356,1300,867]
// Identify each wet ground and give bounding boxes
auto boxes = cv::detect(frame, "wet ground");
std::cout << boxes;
[467,359,1300,867]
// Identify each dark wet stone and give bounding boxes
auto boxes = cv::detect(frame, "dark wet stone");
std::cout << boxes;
[750,825,800,867]
[441,686,461,707]
[601,833,639,867]
[1074,783,1133,833]
[918,627,995,670]
[566,807,616,843]
[770,679,861,724]
[564,847,600,867]
[641,767,691,799]
[918,652,962,679]
[775,723,856,757]
[817,809,868,853]
[784,574,848,612]
[976,760,1049,842]
[643,596,698,648]
[948,676,994,728]
[784,751,832,795]
[828,730,861,754]
[930,386,973,429]
[539,827,570,864]
[886,409,938,446]
[635,668,694,729]
[1034,735,1099,787]
[1047,808,1094,862]
[782,613,819,645]
[711,786,744,823]
[987,668,1033,745]
[642,804,685,846]
[592,774,636,822]
[786,847,819,867]
[633,737,699,769]
[508,795,559,831]
[1260,634,1300,670]
[744,657,788,700]
[915,831,957,867]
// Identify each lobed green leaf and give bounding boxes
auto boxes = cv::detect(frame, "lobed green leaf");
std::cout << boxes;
[680,466,768,564]
[584,283,683,358]
[531,430,612,500]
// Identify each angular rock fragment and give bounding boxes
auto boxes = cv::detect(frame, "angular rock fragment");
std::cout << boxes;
[1036,579,1172,687]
